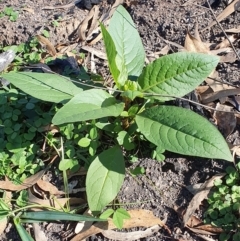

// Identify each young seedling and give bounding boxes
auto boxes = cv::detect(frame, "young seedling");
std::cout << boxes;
[0,7,18,22]
[1,5,232,221]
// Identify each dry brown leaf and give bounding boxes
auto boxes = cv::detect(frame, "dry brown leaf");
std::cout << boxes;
[219,51,236,63]
[36,35,56,57]
[87,32,102,45]
[28,189,85,210]
[81,0,123,45]
[158,45,170,55]
[68,167,87,178]
[188,226,222,235]
[56,43,78,54]
[184,31,210,53]
[0,218,8,236]
[22,7,35,14]
[183,174,225,225]
[37,179,65,195]
[195,85,216,110]
[211,47,232,55]
[195,234,217,241]
[146,45,170,63]
[53,18,81,45]
[38,124,59,133]
[201,88,240,104]
[102,225,161,241]
[202,0,240,31]
[230,144,240,156]
[33,223,48,241]
[0,191,10,235]
[215,35,238,49]
[71,209,169,241]
[213,103,236,137]
[81,46,107,60]
[204,71,236,105]
[193,224,223,234]
[205,71,222,92]
[186,215,223,235]
[0,170,45,191]
[225,26,240,33]
[78,6,99,41]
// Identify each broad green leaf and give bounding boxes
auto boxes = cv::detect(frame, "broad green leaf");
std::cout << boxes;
[137,52,219,101]
[86,146,125,212]
[2,72,82,103]
[136,105,232,161]
[100,23,120,84]
[20,211,106,222]
[108,5,145,79]
[52,89,124,125]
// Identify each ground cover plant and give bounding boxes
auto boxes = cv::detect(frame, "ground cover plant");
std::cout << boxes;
[0,6,18,22]
[204,161,240,241]
[0,4,233,239]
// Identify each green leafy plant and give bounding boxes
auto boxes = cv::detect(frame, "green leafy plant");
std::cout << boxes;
[2,5,232,223]
[0,87,48,182]
[204,162,240,241]
[1,37,42,70]
[52,16,62,27]
[0,7,18,22]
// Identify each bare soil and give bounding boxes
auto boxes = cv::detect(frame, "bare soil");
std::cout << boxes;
[0,0,240,240]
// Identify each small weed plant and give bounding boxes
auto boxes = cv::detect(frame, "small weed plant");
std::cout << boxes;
[1,37,43,70]
[204,162,240,241]
[0,7,18,22]
[1,5,232,224]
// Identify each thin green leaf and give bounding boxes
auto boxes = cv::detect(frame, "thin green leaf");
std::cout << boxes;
[108,5,145,79]
[100,23,120,85]
[137,52,219,101]
[14,217,34,241]
[52,89,125,125]
[21,211,106,222]
[136,105,232,161]
[86,146,125,212]
[2,72,82,103]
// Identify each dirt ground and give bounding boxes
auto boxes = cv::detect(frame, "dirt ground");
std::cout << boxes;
[0,0,240,240]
